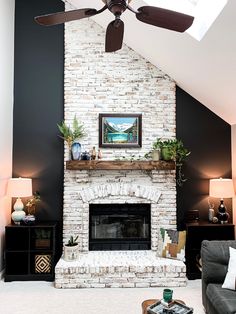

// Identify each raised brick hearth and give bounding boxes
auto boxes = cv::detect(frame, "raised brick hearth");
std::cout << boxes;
[55,251,186,289]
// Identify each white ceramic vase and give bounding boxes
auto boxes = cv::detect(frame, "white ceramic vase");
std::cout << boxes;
[152,149,161,161]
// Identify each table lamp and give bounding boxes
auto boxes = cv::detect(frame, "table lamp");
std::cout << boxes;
[209,178,235,224]
[7,178,32,224]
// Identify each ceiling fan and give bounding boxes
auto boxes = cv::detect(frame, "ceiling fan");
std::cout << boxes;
[35,0,194,53]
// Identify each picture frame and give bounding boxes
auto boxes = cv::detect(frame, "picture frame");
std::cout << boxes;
[99,113,142,148]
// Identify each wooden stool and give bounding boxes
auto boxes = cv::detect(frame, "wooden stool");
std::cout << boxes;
[141,299,185,314]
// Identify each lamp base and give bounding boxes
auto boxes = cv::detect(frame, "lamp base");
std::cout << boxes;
[12,210,26,224]
[216,199,229,224]
[12,197,26,224]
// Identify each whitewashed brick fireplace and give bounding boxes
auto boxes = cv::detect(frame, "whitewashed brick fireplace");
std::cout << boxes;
[55,16,186,288]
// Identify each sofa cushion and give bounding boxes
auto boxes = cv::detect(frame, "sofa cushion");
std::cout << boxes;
[222,247,236,290]
[206,283,236,314]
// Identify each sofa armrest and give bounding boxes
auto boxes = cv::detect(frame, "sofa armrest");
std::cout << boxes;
[201,240,236,310]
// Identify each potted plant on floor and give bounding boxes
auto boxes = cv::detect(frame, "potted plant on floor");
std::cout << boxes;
[57,115,86,160]
[63,235,79,261]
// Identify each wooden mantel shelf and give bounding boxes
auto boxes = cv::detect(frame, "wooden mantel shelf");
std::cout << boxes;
[66,160,175,171]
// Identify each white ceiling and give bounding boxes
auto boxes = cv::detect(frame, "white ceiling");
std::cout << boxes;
[66,0,236,125]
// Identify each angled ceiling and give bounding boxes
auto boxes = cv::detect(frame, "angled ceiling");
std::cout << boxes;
[65,0,236,125]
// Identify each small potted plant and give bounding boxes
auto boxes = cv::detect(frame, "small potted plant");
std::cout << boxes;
[151,138,163,161]
[144,138,163,161]
[63,236,79,261]
[57,115,86,160]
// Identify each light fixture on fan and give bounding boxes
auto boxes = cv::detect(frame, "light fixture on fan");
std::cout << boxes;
[34,0,194,52]
[209,178,235,224]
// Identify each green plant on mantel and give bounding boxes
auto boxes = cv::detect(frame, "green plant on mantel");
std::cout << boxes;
[145,138,190,186]
[152,138,164,150]
[144,138,163,160]
[57,115,86,148]
[161,139,191,186]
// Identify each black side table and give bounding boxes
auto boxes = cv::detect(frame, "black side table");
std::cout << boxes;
[5,222,59,282]
[185,222,235,279]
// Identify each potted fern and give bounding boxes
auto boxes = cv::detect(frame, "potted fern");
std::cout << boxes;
[57,115,86,160]
[63,236,79,261]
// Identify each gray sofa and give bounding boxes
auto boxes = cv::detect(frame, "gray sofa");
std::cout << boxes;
[201,240,236,314]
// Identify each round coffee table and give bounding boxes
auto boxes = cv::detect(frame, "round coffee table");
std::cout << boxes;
[141,299,185,314]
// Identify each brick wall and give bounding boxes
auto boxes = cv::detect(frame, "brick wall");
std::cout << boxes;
[63,17,176,252]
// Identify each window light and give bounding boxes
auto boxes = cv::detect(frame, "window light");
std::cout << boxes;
[144,0,228,41]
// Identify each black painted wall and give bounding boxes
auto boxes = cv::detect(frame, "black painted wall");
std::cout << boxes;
[176,87,232,229]
[13,1,232,232]
[13,0,64,225]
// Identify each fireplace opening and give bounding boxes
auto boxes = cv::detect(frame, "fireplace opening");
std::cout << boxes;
[89,204,151,251]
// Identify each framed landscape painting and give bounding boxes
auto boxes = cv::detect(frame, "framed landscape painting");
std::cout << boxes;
[99,113,142,148]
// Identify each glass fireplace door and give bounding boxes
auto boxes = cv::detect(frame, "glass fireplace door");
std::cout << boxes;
[89,204,151,251]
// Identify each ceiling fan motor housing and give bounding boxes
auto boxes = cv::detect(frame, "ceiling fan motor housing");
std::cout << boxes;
[107,0,128,16]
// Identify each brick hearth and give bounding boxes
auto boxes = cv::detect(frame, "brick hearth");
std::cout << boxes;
[55,251,186,289]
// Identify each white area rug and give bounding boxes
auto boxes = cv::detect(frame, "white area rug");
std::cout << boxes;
[0,279,204,314]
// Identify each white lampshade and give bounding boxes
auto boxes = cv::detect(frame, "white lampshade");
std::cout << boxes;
[209,178,235,199]
[7,178,32,198]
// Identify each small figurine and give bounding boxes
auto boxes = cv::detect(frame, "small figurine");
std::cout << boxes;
[98,149,102,159]
[91,146,96,160]
[208,198,215,222]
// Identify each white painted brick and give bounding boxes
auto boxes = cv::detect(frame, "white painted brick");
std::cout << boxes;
[135,283,151,288]
[57,11,180,289]
[55,251,186,288]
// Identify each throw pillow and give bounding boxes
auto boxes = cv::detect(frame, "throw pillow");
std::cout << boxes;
[160,228,186,262]
[222,246,236,290]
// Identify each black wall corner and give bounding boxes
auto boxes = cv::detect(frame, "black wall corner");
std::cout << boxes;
[176,86,232,229]
[13,0,64,226]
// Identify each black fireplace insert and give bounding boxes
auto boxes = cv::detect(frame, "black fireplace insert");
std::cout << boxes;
[89,203,151,251]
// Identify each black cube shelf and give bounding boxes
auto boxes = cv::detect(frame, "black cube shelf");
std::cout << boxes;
[5,222,59,282]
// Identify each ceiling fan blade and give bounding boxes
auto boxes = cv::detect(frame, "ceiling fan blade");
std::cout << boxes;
[35,7,105,26]
[136,6,194,32]
[105,19,124,53]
